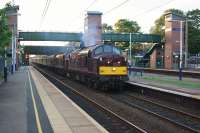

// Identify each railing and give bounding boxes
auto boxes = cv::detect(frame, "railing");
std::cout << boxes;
[187,54,200,70]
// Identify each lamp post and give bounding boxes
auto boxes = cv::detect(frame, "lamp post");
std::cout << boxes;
[168,20,184,80]
[184,19,188,68]
[11,27,14,74]
[11,24,17,74]
[179,21,183,80]
[129,33,132,67]
[161,45,164,68]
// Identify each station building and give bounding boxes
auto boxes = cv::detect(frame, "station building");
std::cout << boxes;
[149,11,186,69]
[5,5,19,71]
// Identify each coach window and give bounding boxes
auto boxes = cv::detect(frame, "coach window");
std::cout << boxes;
[94,46,103,55]
[104,45,112,53]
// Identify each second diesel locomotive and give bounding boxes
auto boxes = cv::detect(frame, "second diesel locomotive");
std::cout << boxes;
[32,44,128,90]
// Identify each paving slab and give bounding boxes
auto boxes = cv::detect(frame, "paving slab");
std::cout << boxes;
[30,66,108,133]
[0,67,53,133]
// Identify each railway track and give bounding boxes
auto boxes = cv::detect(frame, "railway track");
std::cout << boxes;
[111,93,200,133]
[127,93,200,120]
[34,65,200,133]
[34,66,147,133]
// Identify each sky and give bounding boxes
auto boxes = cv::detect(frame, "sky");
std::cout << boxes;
[0,0,200,45]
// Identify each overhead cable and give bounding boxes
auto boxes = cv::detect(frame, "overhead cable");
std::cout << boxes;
[40,0,52,27]
[67,0,98,30]
[85,0,98,11]
[103,0,130,15]
[133,0,175,18]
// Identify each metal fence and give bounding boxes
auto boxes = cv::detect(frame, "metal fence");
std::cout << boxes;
[187,54,200,70]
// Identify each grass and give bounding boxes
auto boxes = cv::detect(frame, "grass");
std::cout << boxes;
[143,76,200,89]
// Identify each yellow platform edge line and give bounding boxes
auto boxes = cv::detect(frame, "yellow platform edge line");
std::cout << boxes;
[28,71,43,133]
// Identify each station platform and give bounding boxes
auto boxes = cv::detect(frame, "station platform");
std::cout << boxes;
[128,72,200,100]
[0,66,108,133]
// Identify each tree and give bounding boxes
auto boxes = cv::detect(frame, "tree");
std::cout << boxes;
[113,19,141,51]
[102,23,113,33]
[187,9,200,54]
[150,9,184,39]
[149,15,165,39]
[187,9,200,30]
[0,3,12,81]
[114,19,140,33]
[150,8,200,54]
[0,3,12,56]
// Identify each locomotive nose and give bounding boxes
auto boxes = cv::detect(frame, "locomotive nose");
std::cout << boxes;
[112,55,125,66]
[98,55,126,66]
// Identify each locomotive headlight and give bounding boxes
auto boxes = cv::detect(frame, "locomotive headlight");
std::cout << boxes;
[107,60,110,64]
[99,57,102,61]
[112,67,116,71]
[117,61,121,64]
[124,57,127,62]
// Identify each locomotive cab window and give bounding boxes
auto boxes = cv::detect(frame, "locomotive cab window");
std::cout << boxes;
[103,45,112,53]
[94,46,103,55]
[113,47,121,55]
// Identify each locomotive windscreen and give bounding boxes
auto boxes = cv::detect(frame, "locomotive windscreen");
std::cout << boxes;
[94,45,121,55]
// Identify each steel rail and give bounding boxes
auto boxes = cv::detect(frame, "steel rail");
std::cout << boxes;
[34,65,147,133]
[127,94,200,120]
[115,94,200,133]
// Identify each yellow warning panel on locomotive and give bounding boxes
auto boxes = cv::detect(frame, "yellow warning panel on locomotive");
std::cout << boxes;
[99,66,127,75]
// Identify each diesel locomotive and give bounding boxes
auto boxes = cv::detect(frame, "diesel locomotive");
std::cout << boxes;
[32,44,128,90]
